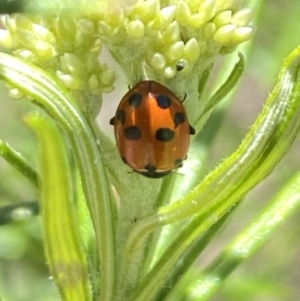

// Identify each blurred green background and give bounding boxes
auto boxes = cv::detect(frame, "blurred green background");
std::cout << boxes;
[1,0,300,300]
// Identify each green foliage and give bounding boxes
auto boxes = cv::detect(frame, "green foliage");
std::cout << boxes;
[0,1,300,301]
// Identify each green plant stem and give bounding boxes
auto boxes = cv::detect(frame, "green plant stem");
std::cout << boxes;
[141,174,178,275]
[0,53,114,301]
[157,201,240,301]
[183,171,300,300]
[0,139,38,188]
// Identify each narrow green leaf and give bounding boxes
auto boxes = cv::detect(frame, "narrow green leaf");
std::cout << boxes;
[157,201,240,301]
[184,170,300,301]
[0,139,38,188]
[203,53,245,115]
[25,113,91,301]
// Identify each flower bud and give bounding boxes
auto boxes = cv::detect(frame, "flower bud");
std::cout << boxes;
[184,38,200,61]
[151,5,176,29]
[13,49,35,61]
[127,20,145,38]
[78,19,96,36]
[163,21,181,43]
[213,10,232,28]
[175,1,191,25]
[214,24,236,44]
[56,72,82,89]
[147,52,167,70]
[166,41,185,61]
[0,29,12,48]
[231,8,255,26]
[35,41,56,60]
[9,88,23,99]
[138,0,160,23]
[100,69,116,86]
[63,53,84,75]
[88,74,100,90]
[106,5,124,28]
[163,66,176,78]
[32,24,56,44]
[233,26,254,43]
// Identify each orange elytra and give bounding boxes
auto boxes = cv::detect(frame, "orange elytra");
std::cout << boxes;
[110,80,195,178]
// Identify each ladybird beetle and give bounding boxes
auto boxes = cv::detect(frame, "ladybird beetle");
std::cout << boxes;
[110,80,195,178]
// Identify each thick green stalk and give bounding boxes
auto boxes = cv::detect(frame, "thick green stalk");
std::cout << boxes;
[141,174,178,275]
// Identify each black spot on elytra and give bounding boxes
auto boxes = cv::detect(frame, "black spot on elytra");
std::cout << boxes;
[138,164,171,178]
[121,156,128,164]
[174,112,185,128]
[116,110,126,124]
[174,158,183,167]
[124,126,142,140]
[129,93,143,107]
[155,128,175,142]
[145,164,157,172]
[189,125,196,135]
[109,117,115,125]
[156,94,172,109]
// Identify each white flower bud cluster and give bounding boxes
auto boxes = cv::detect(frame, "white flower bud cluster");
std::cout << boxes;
[96,0,255,79]
[0,0,254,114]
[0,12,116,104]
